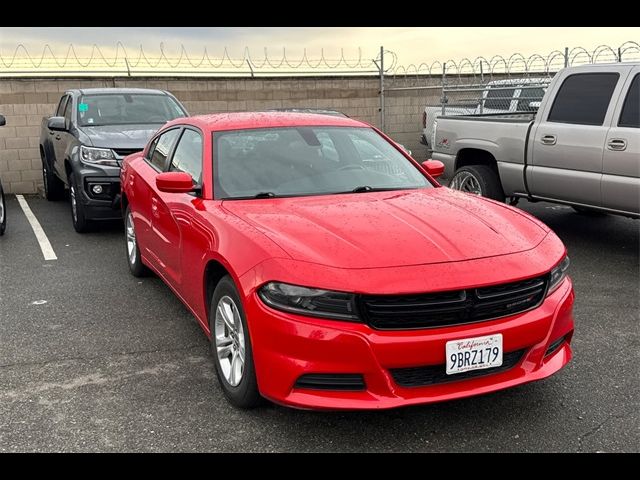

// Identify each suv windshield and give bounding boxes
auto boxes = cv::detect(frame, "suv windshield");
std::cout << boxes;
[214,126,431,199]
[78,94,185,127]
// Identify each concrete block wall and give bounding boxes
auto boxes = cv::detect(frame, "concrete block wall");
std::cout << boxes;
[0,76,434,194]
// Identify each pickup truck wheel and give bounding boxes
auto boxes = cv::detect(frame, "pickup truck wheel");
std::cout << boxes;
[209,276,262,409]
[68,172,90,233]
[0,181,6,236]
[450,165,505,202]
[42,160,65,201]
[125,206,149,277]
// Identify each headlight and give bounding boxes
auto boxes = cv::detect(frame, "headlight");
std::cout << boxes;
[80,146,118,167]
[547,255,570,295]
[258,282,359,321]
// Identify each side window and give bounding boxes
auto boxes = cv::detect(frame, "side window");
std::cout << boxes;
[55,95,68,116]
[169,129,203,182]
[618,74,639,128]
[148,129,180,171]
[484,88,515,110]
[548,73,619,125]
[63,96,73,126]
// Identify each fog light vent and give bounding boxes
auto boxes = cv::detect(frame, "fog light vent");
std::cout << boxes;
[294,374,365,391]
[545,335,566,357]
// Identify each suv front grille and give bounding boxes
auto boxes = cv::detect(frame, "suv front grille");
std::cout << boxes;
[390,348,527,387]
[359,276,548,330]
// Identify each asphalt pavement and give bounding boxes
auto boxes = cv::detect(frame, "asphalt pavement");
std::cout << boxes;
[0,193,638,452]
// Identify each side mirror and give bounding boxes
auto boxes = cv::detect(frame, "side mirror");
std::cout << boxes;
[0,115,5,126]
[47,116,67,131]
[422,160,445,179]
[156,171,195,193]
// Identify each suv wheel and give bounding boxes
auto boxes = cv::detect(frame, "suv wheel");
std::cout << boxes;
[450,165,505,202]
[42,159,64,200]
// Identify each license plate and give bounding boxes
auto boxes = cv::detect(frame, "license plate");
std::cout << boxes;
[446,334,503,375]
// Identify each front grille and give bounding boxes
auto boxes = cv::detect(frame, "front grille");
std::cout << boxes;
[113,148,142,157]
[359,275,548,330]
[390,348,526,387]
[294,374,366,391]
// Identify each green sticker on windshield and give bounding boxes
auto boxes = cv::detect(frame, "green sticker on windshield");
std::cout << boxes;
[78,103,89,112]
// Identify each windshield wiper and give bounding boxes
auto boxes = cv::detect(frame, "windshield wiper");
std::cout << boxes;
[252,192,277,198]
[350,186,402,193]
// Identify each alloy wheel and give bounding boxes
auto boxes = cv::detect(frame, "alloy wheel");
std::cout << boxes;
[70,184,78,222]
[214,296,246,387]
[450,171,483,195]
[125,211,137,265]
[0,191,4,225]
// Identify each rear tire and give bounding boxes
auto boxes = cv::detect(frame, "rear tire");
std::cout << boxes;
[0,180,6,236]
[572,206,608,216]
[450,165,505,202]
[124,205,149,277]
[209,275,262,409]
[41,156,64,201]
[68,172,90,233]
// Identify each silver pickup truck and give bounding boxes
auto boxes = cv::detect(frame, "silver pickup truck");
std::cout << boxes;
[431,63,640,218]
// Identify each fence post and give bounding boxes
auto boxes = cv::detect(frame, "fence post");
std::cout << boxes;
[441,62,447,116]
[564,47,569,68]
[618,47,622,62]
[379,46,385,132]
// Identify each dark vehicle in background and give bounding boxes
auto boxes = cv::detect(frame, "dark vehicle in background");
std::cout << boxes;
[39,88,188,232]
[0,114,6,235]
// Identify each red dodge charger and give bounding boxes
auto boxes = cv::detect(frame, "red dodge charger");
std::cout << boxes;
[121,112,574,410]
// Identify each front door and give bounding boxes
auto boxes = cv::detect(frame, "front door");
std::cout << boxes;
[529,67,628,207]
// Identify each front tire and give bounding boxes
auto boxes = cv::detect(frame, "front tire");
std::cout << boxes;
[42,158,64,201]
[125,205,148,277]
[68,172,90,233]
[450,165,505,202]
[0,181,6,236]
[209,276,262,409]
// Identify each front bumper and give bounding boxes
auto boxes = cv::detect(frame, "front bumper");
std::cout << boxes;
[246,278,574,410]
[75,163,122,220]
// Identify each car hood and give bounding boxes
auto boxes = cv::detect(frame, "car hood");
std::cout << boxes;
[80,124,161,149]
[223,188,548,269]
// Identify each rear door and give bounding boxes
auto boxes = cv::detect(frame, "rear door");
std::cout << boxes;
[151,127,203,290]
[52,95,70,178]
[601,68,640,214]
[528,67,627,206]
[133,127,182,271]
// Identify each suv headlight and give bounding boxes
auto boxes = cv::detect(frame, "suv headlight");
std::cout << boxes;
[80,145,118,167]
[258,282,359,321]
[547,255,570,295]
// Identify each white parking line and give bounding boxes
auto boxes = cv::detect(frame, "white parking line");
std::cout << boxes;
[15,195,58,261]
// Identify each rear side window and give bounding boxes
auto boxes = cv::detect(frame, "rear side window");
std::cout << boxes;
[148,129,180,171]
[548,73,619,125]
[484,88,515,110]
[618,74,639,128]
[170,129,203,182]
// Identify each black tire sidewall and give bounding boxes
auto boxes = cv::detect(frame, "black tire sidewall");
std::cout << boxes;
[69,172,89,233]
[0,183,6,236]
[452,165,505,202]
[209,276,261,408]
[42,157,64,201]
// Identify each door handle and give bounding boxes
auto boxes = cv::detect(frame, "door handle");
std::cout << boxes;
[541,134,557,145]
[607,138,627,151]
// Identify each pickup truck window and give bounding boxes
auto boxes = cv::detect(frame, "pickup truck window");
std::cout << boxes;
[619,74,639,128]
[517,87,546,111]
[148,128,181,171]
[548,72,619,126]
[63,96,73,125]
[484,88,515,110]
[55,95,69,116]
[170,129,203,182]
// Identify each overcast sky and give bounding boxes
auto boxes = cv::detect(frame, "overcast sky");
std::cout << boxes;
[0,27,637,68]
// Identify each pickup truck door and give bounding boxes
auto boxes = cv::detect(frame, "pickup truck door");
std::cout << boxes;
[528,67,629,207]
[601,68,640,214]
[51,95,71,178]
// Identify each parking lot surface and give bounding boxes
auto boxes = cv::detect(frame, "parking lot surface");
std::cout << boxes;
[0,194,638,452]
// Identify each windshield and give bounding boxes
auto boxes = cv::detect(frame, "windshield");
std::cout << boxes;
[78,94,185,127]
[213,126,431,199]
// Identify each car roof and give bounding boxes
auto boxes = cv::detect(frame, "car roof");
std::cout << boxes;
[71,88,169,95]
[166,111,369,131]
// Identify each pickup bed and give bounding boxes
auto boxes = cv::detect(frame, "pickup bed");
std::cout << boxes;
[431,63,640,218]
[39,88,188,232]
